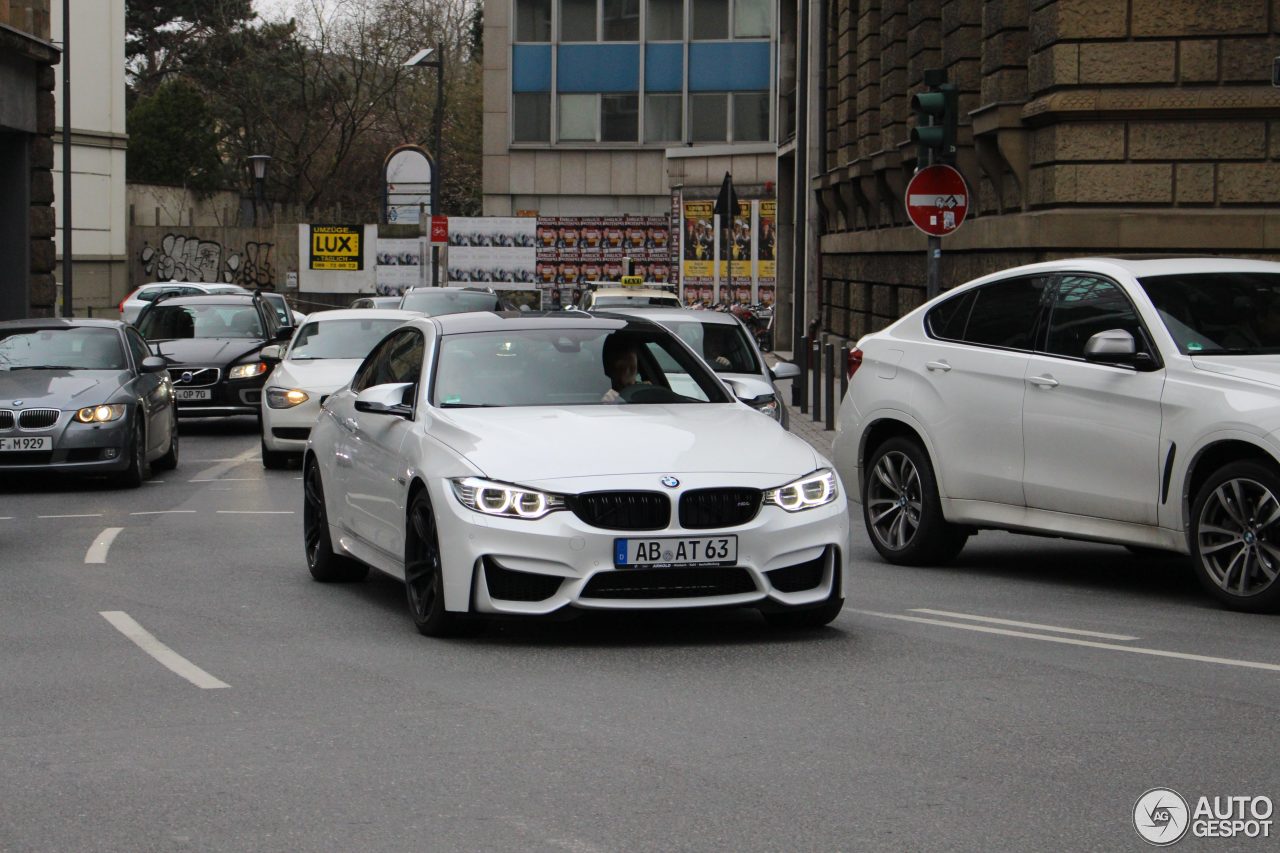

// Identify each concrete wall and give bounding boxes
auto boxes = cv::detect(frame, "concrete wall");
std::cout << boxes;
[128,185,247,229]
[127,224,296,296]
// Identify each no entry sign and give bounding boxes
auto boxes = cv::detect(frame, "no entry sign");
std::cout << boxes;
[905,164,969,237]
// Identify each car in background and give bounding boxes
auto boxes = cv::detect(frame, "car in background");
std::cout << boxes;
[608,307,800,426]
[580,285,681,310]
[398,286,504,316]
[350,296,402,310]
[0,318,178,486]
[833,257,1280,613]
[136,292,290,418]
[257,290,306,327]
[303,312,847,636]
[119,282,250,325]
[259,308,420,468]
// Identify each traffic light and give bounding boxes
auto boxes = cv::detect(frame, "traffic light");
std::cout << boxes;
[910,74,958,166]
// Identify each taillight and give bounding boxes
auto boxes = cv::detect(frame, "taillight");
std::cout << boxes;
[847,347,864,379]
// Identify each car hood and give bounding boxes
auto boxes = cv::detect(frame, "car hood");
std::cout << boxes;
[1191,356,1280,390]
[150,337,266,366]
[271,358,364,393]
[425,404,819,483]
[0,369,129,407]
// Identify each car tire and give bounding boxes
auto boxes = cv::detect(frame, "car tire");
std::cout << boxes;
[863,436,968,566]
[261,436,290,470]
[114,416,149,488]
[303,460,367,583]
[405,491,464,637]
[1189,460,1280,613]
[154,414,179,471]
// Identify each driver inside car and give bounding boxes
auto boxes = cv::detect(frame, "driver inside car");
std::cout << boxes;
[600,334,645,403]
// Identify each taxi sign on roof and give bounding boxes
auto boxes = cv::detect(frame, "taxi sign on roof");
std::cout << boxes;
[620,275,644,287]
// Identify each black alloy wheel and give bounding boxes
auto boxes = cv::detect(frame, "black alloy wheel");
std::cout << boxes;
[863,437,968,566]
[114,416,149,488]
[154,412,179,471]
[1191,460,1280,612]
[405,491,463,637]
[303,460,367,583]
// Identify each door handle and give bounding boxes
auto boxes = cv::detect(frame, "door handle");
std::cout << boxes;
[1028,375,1059,388]
[925,360,951,372]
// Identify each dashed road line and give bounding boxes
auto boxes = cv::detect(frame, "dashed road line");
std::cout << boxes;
[130,510,198,516]
[855,609,1280,673]
[84,527,124,564]
[38,513,104,519]
[215,510,294,515]
[99,611,229,689]
[192,447,258,482]
[189,478,264,483]
[909,608,1139,641]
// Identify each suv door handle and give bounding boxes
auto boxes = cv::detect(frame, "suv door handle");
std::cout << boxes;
[925,360,951,372]
[1028,375,1059,388]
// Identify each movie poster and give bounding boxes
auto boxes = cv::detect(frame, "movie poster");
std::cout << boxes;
[682,201,715,303]
[717,201,753,295]
[758,200,777,306]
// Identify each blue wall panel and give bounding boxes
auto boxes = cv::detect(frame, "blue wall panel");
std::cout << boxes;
[512,44,552,92]
[644,44,683,92]
[688,42,770,91]
[558,44,640,92]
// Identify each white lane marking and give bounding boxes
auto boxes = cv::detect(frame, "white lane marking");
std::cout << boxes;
[0,516,14,520]
[192,447,257,482]
[854,610,1280,673]
[215,510,294,515]
[130,510,198,516]
[99,611,229,689]
[84,527,123,564]
[910,608,1139,641]
[189,478,263,483]
[39,513,104,519]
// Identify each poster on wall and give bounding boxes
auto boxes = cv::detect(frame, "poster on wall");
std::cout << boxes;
[375,238,426,295]
[309,224,363,271]
[717,201,754,295]
[681,201,715,304]
[758,200,777,306]
[536,215,671,284]
[447,217,537,284]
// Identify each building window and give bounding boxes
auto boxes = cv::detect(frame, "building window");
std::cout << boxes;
[516,0,552,41]
[603,0,640,40]
[513,93,551,141]
[644,93,683,141]
[690,92,727,141]
[559,93,597,140]
[602,94,639,140]
[647,0,684,39]
[691,0,728,39]
[733,0,769,37]
[732,91,768,141]
[561,0,598,40]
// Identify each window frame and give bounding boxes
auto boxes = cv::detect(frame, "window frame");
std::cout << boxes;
[923,275,1051,354]
[1039,272,1163,370]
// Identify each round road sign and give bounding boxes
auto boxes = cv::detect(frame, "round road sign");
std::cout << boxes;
[904,164,969,237]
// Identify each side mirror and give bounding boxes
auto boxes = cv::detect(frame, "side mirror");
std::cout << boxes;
[1084,328,1142,363]
[769,362,800,381]
[354,382,414,418]
[260,344,283,364]
[722,377,754,402]
[274,326,295,342]
[140,356,168,374]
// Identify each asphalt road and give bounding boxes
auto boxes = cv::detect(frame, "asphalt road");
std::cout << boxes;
[1,418,1276,852]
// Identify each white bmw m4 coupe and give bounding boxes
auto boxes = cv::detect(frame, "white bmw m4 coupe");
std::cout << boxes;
[304,312,849,636]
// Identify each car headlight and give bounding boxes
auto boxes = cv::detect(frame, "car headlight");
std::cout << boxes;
[229,362,268,380]
[747,393,782,422]
[450,477,565,520]
[763,468,838,512]
[74,404,126,423]
[265,388,310,409]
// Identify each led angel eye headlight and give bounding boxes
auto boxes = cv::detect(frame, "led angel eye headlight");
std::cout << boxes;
[451,477,565,520]
[763,468,838,512]
[75,404,126,423]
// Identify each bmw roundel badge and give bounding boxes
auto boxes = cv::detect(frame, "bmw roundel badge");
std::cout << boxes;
[661,476,680,488]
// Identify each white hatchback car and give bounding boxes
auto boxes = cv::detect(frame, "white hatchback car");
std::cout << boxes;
[259,309,420,467]
[833,257,1280,612]
[304,312,848,635]
[119,282,250,325]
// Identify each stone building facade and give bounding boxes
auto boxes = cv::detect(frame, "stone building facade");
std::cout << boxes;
[797,0,1280,342]
[0,0,59,319]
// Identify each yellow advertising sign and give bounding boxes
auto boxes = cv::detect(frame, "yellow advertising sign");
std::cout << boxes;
[310,225,363,271]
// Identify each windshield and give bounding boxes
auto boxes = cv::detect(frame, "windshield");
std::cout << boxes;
[0,327,126,370]
[289,318,406,360]
[663,320,761,374]
[1138,272,1280,355]
[593,295,681,308]
[400,290,502,316]
[138,304,265,340]
[431,327,731,408]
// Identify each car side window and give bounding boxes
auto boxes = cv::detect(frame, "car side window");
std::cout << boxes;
[960,276,1050,350]
[352,330,424,404]
[1043,274,1149,361]
[125,329,151,369]
[926,289,976,340]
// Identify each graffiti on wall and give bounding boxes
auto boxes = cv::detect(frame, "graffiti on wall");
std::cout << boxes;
[139,233,275,288]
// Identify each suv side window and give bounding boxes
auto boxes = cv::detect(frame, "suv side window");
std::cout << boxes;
[1043,274,1149,361]
[961,276,1050,350]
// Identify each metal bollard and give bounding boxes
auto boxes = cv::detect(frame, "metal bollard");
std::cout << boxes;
[791,329,803,407]
[839,345,850,404]
[824,343,836,431]
[797,335,809,414]
[811,338,822,423]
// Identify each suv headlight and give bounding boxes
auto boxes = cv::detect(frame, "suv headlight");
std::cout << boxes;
[229,362,268,379]
[763,468,838,512]
[74,404,126,423]
[265,388,310,409]
[450,477,565,520]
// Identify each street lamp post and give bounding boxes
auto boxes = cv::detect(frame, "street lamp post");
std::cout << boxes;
[247,154,272,227]
[404,46,445,286]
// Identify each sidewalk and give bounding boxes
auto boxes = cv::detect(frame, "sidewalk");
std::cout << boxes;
[765,351,837,459]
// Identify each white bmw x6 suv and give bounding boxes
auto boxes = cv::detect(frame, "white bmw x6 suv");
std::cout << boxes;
[833,257,1280,612]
